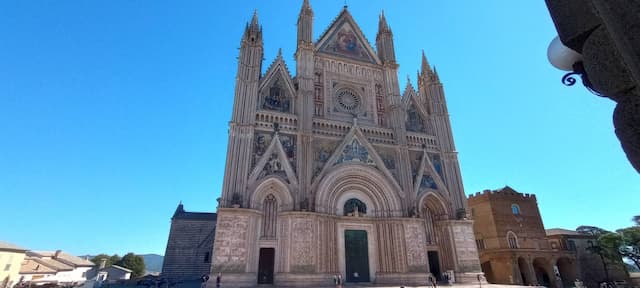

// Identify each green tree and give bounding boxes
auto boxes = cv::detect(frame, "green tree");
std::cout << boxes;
[576,225,610,236]
[617,226,640,270]
[578,226,621,282]
[116,253,146,278]
[90,254,121,268]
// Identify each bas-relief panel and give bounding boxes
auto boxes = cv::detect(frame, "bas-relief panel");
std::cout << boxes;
[405,223,427,272]
[312,139,340,180]
[213,215,249,272]
[290,218,316,272]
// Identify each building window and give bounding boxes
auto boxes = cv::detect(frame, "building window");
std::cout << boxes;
[261,194,278,239]
[476,239,485,250]
[507,231,519,249]
[3,264,10,271]
[204,252,211,263]
[567,240,576,251]
[511,204,521,215]
[344,198,367,216]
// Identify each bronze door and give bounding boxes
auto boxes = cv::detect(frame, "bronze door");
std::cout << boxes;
[344,230,370,282]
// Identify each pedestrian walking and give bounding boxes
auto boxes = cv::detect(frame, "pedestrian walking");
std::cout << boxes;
[216,273,221,288]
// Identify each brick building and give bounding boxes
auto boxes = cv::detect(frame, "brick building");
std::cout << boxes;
[468,187,576,287]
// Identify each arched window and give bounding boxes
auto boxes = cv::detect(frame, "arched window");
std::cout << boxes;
[511,204,521,215]
[507,231,519,249]
[261,194,278,239]
[344,198,366,216]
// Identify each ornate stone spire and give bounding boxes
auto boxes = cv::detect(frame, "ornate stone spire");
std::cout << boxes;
[378,10,391,33]
[297,0,313,45]
[376,10,396,63]
[421,50,433,75]
[250,10,259,30]
[242,9,262,44]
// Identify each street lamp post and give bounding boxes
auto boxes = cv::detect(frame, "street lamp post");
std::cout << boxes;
[545,0,640,173]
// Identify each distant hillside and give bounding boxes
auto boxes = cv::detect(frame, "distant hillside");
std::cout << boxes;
[142,254,164,273]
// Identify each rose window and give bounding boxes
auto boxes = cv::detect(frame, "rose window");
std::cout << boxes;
[335,88,361,113]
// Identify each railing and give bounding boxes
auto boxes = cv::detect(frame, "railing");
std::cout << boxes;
[255,111,298,132]
[406,132,439,150]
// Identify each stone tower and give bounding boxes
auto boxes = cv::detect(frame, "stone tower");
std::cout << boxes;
[212,1,482,286]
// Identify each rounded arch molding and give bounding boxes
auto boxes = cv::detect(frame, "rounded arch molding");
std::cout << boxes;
[249,176,294,211]
[417,191,452,219]
[315,164,403,217]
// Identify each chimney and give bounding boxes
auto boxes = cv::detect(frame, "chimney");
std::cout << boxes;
[99,258,107,269]
[54,250,62,258]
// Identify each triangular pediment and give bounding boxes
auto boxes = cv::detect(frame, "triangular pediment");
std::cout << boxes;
[316,9,380,64]
[404,87,431,134]
[311,122,403,196]
[249,133,298,186]
[414,149,449,198]
[258,52,296,113]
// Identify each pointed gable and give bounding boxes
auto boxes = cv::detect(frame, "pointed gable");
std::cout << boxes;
[413,149,449,197]
[311,122,403,194]
[403,83,430,133]
[259,50,296,113]
[249,132,298,186]
[335,138,375,165]
[316,9,380,64]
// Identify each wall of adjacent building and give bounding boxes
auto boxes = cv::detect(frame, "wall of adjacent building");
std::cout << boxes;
[162,218,216,279]
[0,250,26,288]
[570,237,629,287]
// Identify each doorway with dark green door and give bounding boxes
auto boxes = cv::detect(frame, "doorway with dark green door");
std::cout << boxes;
[344,230,370,282]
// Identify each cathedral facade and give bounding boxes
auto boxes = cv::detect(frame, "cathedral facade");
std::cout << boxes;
[211,1,482,286]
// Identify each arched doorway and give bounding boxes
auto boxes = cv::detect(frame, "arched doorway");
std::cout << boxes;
[556,257,577,287]
[518,257,531,285]
[419,192,450,279]
[533,258,551,287]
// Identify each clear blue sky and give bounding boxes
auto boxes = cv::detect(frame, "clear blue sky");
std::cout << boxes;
[1,1,637,256]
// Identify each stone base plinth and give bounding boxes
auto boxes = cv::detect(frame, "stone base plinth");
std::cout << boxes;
[375,272,430,286]
[275,273,336,287]
[205,273,256,288]
[455,272,487,284]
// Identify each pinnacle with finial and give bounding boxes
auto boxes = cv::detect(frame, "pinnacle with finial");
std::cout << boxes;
[379,10,390,32]
[405,75,414,91]
[300,0,313,14]
[421,50,432,74]
[250,9,259,28]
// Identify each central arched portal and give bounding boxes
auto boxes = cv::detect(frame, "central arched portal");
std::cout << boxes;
[317,164,402,283]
